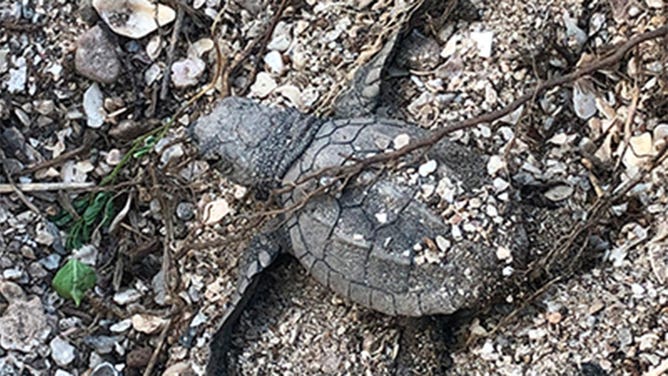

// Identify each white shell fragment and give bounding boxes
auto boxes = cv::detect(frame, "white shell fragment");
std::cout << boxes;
[573,80,597,120]
[544,184,574,201]
[486,155,505,176]
[202,199,232,225]
[623,132,655,172]
[131,314,168,334]
[171,57,205,88]
[92,0,176,39]
[83,83,106,128]
[653,123,668,150]
[250,72,278,98]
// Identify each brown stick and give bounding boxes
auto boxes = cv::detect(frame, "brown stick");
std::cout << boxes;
[160,4,185,101]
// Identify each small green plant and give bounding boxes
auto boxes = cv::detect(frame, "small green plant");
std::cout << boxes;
[52,259,97,306]
[51,192,115,250]
[49,120,174,305]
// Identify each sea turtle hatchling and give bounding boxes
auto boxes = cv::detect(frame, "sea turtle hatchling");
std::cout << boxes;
[190,3,534,373]
[190,67,539,375]
[192,96,531,373]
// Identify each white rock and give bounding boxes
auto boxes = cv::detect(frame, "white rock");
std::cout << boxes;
[6,57,27,93]
[451,224,462,240]
[393,134,410,149]
[113,289,142,305]
[83,83,106,128]
[498,106,524,126]
[435,235,450,252]
[638,333,659,351]
[631,283,645,296]
[109,319,132,333]
[264,51,285,75]
[55,370,74,376]
[528,328,547,340]
[160,143,184,165]
[190,38,214,57]
[250,72,277,98]
[479,340,498,361]
[267,21,292,51]
[418,160,437,177]
[548,133,569,145]
[646,0,664,8]
[106,149,122,166]
[421,184,435,197]
[493,177,509,192]
[486,155,505,176]
[374,212,388,224]
[496,246,512,261]
[35,222,56,246]
[608,246,628,267]
[50,337,76,367]
[144,63,162,85]
[93,0,176,39]
[470,31,494,58]
[72,245,98,266]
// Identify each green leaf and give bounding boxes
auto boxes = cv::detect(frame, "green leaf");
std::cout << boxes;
[66,221,84,250]
[83,193,110,226]
[100,195,116,228]
[52,259,97,306]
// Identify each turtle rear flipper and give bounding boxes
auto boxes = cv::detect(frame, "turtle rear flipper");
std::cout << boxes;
[207,231,284,375]
[332,30,402,118]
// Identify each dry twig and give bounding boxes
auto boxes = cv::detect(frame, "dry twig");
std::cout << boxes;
[0,182,94,193]
[160,4,185,101]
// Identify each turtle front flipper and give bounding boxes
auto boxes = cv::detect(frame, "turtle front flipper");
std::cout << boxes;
[206,230,285,375]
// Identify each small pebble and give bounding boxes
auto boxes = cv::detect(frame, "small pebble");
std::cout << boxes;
[83,83,106,128]
[113,289,142,305]
[50,336,76,367]
[75,25,121,84]
[418,160,437,177]
[393,134,410,149]
[176,202,195,221]
[264,51,286,75]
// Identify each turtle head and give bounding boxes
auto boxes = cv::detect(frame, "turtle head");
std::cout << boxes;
[190,97,319,187]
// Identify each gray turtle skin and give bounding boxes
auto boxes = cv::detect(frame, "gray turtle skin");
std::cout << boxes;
[191,97,528,374]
